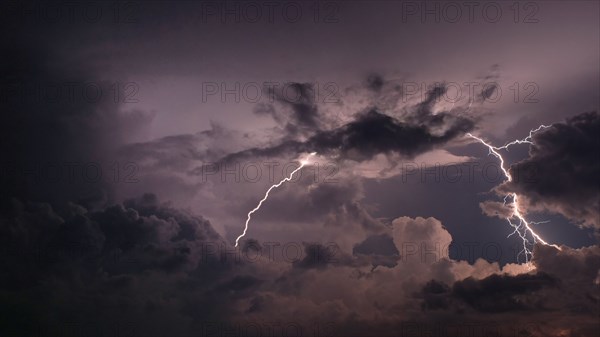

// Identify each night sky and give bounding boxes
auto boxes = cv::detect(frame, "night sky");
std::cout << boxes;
[1,1,599,336]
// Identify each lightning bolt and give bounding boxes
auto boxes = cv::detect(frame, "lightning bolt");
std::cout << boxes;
[234,152,317,247]
[467,127,561,263]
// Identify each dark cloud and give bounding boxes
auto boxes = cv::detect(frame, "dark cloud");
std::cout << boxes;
[411,246,599,337]
[214,275,263,294]
[0,194,233,336]
[1,193,598,336]
[292,242,338,270]
[451,272,557,313]
[478,83,498,102]
[419,279,451,310]
[533,244,600,283]
[0,32,152,209]
[501,111,600,229]
[1,2,598,336]
[416,243,600,335]
[309,108,474,161]
[353,233,400,270]
[259,82,322,136]
[365,73,384,92]
[218,84,476,164]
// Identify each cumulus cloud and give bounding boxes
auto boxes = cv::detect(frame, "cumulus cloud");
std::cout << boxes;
[0,194,230,336]
[416,243,600,337]
[2,192,598,336]
[233,218,597,336]
[3,3,598,336]
[1,38,595,335]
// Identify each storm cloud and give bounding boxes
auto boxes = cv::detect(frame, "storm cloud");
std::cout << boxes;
[1,1,598,336]
[501,111,600,229]
[219,84,476,164]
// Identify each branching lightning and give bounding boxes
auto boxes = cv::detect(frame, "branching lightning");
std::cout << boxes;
[235,127,561,262]
[234,152,317,247]
[467,127,561,263]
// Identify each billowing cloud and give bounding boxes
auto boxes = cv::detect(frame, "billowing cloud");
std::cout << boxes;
[501,111,600,229]
[1,191,598,336]
[2,2,598,335]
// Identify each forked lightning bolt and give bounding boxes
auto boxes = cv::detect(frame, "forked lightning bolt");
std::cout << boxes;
[467,127,561,263]
[234,152,317,247]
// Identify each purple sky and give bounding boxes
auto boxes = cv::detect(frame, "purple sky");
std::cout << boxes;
[1,1,599,336]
